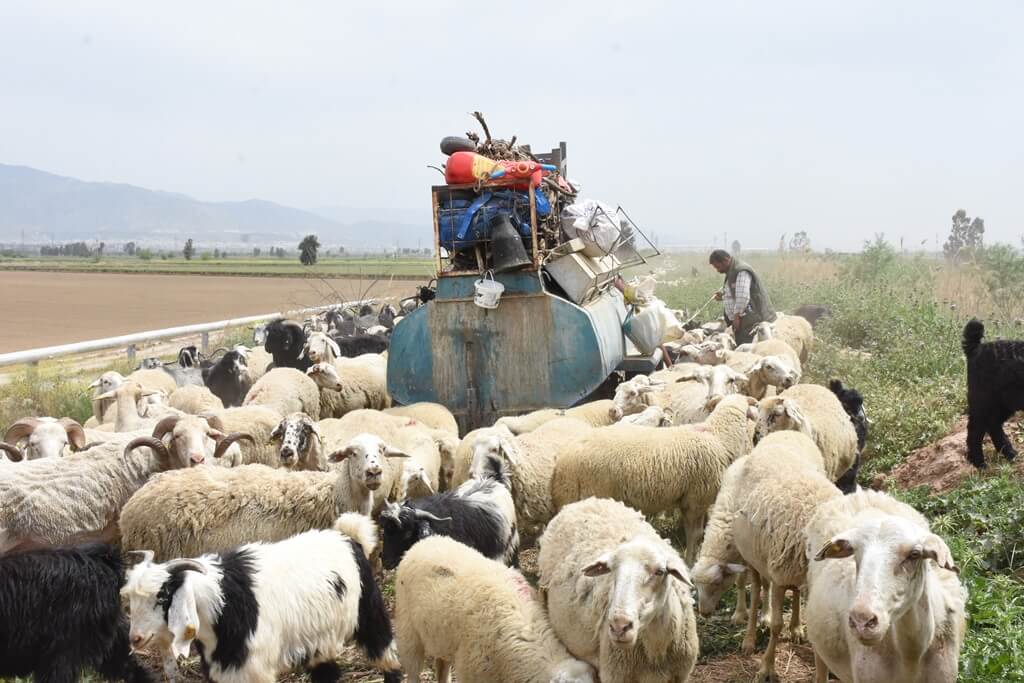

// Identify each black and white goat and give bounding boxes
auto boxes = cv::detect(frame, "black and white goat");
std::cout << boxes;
[963,319,1024,468]
[380,451,519,570]
[123,514,401,683]
[830,379,869,494]
[0,543,154,682]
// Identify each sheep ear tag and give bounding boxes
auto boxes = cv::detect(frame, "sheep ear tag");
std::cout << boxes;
[168,579,199,659]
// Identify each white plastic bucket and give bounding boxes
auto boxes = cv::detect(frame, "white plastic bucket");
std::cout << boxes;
[474,271,504,309]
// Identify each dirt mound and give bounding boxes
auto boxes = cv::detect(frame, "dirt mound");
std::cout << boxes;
[885,416,1023,494]
[886,417,976,493]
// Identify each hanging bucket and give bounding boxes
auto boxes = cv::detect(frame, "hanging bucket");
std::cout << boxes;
[474,271,504,309]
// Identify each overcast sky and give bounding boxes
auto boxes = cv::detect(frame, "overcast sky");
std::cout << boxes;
[2,1,1022,251]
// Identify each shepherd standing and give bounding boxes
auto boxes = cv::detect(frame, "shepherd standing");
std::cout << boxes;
[709,249,776,345]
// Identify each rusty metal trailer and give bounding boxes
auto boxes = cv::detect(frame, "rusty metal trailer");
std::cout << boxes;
[387,145,657,433]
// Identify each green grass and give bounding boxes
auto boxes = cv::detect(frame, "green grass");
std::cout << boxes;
[0,255,434,278]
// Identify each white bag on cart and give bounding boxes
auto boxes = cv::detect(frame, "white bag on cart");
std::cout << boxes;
[622,302,667,356]
[561,199,624,257]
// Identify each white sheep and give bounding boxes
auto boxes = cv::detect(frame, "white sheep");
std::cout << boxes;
[303,331,340,365]
[383,402,459,435]
[736,338,803,376]
[318,409,455,510]
[690,454,753,625]
[395,535,596,683]
[717,349,801,399]
[168,385,224,414]
[118,433,410,561]
[755,383,858,481]
[306,360,390,418]
[551,394,758,563]
[3,417,87,460]
[94,381,167,432]
[0,424,232,553]
[88,371,125,425]
[537,497,699,683]
[242,367,321,420]
[805,490,966,683]
[730,438,841,682]
[764,314,814,364]
[460,417,592,539]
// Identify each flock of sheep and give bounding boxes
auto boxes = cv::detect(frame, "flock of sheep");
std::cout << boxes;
[0,300,968,683]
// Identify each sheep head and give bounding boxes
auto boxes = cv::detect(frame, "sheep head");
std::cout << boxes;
[610,376,664,420]
[306,362,344,391]
[379,503,452,570]
[151,414,253,466]
[581,539,692,648]
[271,412,323,469]
[329,433,409,491]
[750,356,800,390]
[691,558,747,617]
[814,515,958,646]
[751,321,775,342]
[754,397,813,444]
[304,332,341,364]
[89,371,125,395]
[4,416,86,460]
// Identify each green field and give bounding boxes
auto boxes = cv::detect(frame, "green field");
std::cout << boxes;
[0,255,435,278]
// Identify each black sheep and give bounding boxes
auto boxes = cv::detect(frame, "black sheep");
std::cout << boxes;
[264,320,311,371]
[203,350,252,407]
[963,319,1024,468]
[830,379,869,494]
[792,304,833,328]
[0,543,155,683]
[332,332,390,358]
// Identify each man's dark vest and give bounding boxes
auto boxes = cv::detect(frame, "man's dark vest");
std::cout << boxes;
[725,259,776,323]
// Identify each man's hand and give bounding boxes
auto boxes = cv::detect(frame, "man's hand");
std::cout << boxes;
[714,290,723,301]
[732,316,742,333]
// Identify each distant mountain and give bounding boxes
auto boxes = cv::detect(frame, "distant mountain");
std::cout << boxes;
[312,206,429,248]
[0,164,422,248]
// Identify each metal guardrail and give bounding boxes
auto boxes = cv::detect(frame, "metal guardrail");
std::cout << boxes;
[0,301,370,368]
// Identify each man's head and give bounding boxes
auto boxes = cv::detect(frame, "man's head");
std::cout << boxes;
[709,249,732,273]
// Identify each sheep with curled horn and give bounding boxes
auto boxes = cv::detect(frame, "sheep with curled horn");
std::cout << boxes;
[0,416,251,553]
[3,417,87,461]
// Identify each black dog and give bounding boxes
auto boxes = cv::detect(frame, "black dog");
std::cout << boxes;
[963,319,1024,468]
